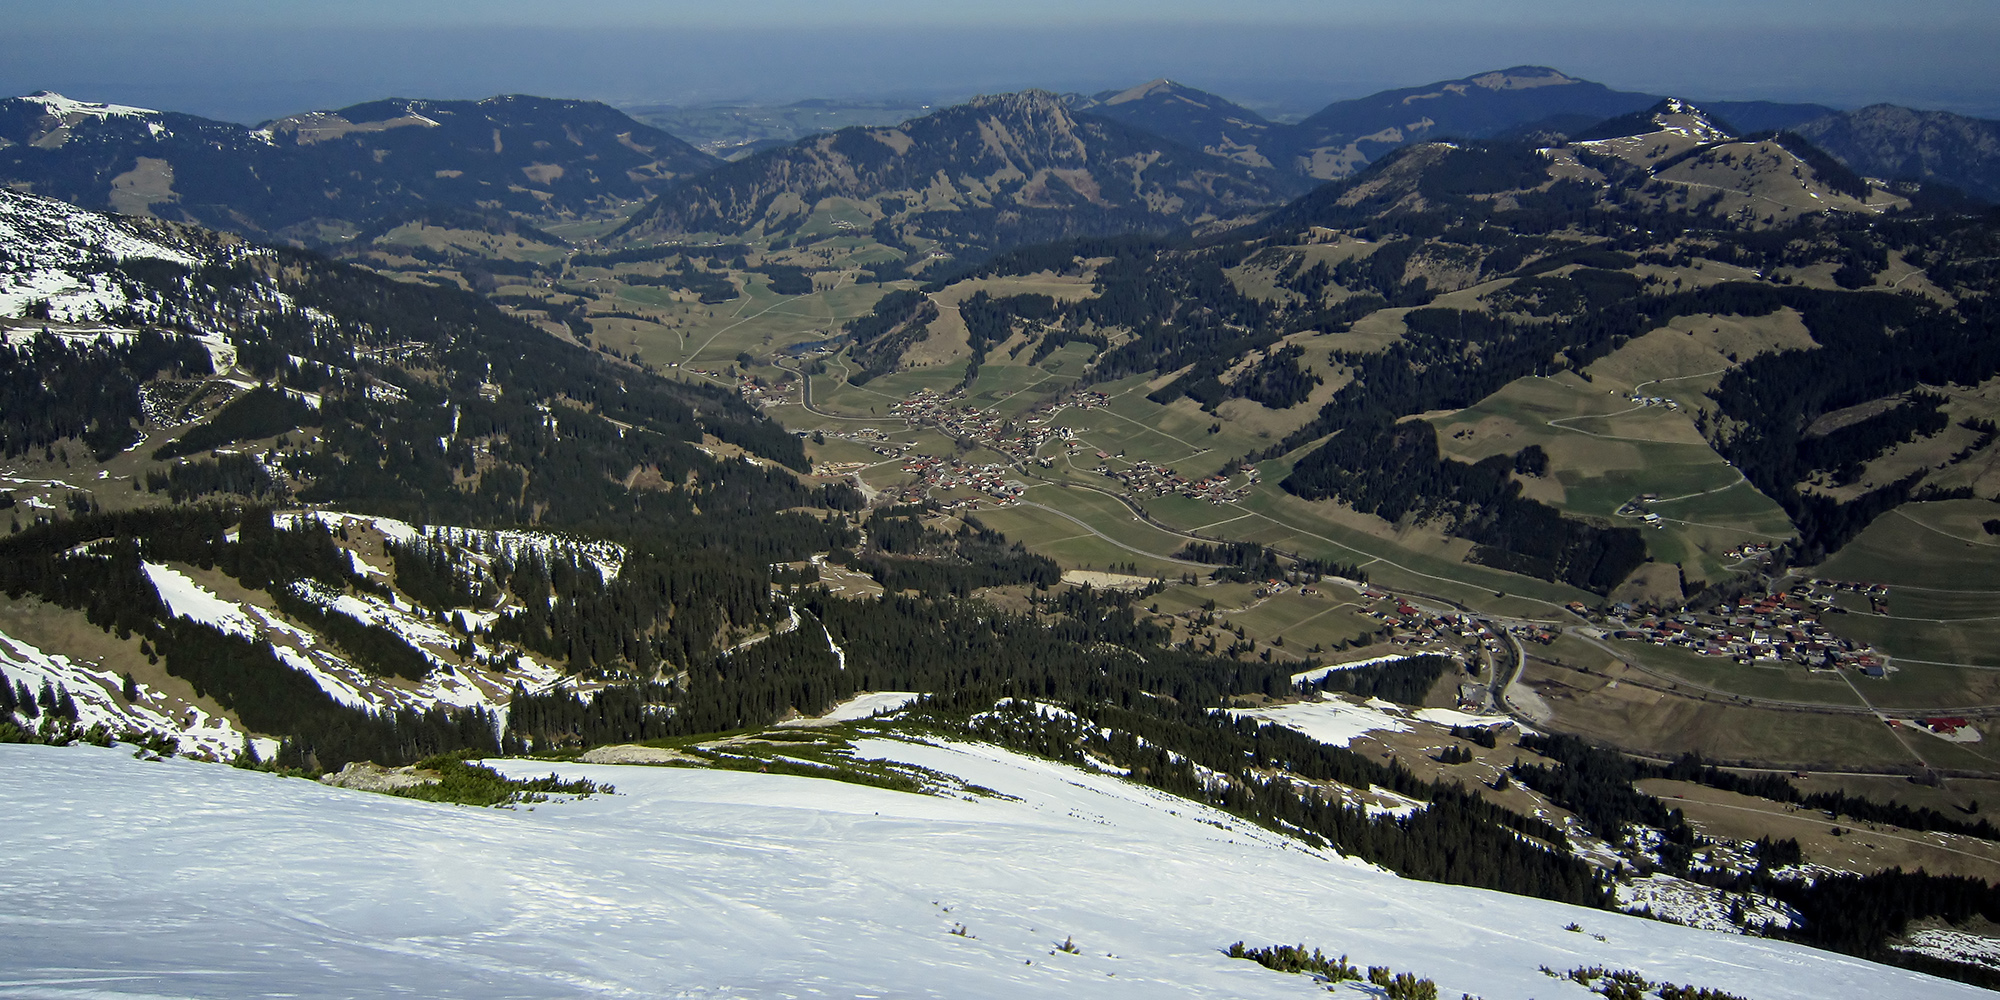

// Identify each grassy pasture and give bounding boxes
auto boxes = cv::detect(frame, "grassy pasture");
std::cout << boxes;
[1829,616,2000,674]
[1212,479,1596,615]
[1520,654,1920,769]
[962,503,1186,576]
[1431,371,1794,583]
[1817,500,2000,590]
[1225,593,1384,651]
[1603,638,1870,706]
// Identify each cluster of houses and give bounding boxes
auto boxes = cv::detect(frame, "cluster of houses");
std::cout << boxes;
[1616,493,1669,527]
[1351,588,1509,655]
[1722,542,1775,563]
[887,390,1075,465]
[1097,460,1256,503]
[1593,583,1891,674]
[895,456,1027,508]
[816,426,917,459]
[736,376,797,408]
[1626,393,1682,409]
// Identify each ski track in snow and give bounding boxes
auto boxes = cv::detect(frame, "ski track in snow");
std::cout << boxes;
[0,741,1972,999]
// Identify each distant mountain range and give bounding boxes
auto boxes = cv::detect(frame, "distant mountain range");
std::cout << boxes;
[1794,105,2000,204]
[1060,67,2000,204]
[0,92,717,243]
[612,90,1282,256]
[1073,80,1286,174]
[0,67,1994,262]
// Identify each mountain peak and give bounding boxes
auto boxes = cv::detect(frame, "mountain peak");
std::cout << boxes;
[968,89,1073,115]
[17,91,157,120]
[1466,67,1579,91]
[1575,98,1737,144]
[1102,79,1183,106]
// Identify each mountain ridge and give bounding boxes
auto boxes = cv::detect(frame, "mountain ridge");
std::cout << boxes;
[0,91,719,243]
[611,88,1285,258]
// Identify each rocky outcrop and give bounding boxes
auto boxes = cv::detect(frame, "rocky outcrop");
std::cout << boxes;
[577,744,697,765]
[318,761,441,792]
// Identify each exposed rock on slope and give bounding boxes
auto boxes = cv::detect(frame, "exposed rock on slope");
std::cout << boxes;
[1794,104,2000,203]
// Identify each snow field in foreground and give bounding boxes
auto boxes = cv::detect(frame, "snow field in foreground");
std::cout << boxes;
[0,741,1969,999]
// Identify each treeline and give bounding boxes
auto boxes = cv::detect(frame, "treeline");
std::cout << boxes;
[950,698,1605,907]
[0,326,213,460]
[1696,284,2000,559]
[1156,343,1320,412]
[385,536,494,611]
[754,263,813,296]
[1173,540,1284,582]
[612,267,738,302]
[1511,730,2000,980]
[1509,733,1701,873]
[1306,654,1456,706]
[842,289,937,384]
[1648,751,2000,842]
[0,506,502,771]
[1769,868,2000,984]
[0,503,805,767]
[1798,391,1951,486]
[1285,418,1646,593]
[154,385,316,460]
[848,511,1061,598]
[1520,732,2000,843]
[268,584,435,681]
[144,453,285,503]
[956,290,1063,388]
[485,535,810,676]
[1168,540,1363,586]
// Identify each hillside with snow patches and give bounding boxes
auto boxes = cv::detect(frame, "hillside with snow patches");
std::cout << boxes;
[0,509,645,757]
[1,736,1973,1000]
[0,186,216,322]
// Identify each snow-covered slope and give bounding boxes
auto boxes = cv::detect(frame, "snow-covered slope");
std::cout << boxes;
[0,187,223,322]
[0,740,1970,999]
[18,91,159,121]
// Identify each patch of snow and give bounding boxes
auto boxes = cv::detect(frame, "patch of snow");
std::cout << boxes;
[1895,928,2000,972]
[822,619,847,670]
[143,562,257,639]
[0,188,200,269]
[1291,653,1423,685]
[1229,693,1412,747]
[1413,707,1507,729]
[21,91,158,119]
[347,549,387,577]
[787,691,921,726]
[265,642,370,709]
[1615,872,1799,933]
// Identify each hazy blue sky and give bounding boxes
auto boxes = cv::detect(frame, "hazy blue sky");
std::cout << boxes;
[5,1,1997,122]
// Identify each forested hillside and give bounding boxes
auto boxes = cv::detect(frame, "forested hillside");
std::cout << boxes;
[0,92,717,243]
[612,90,1284,257]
